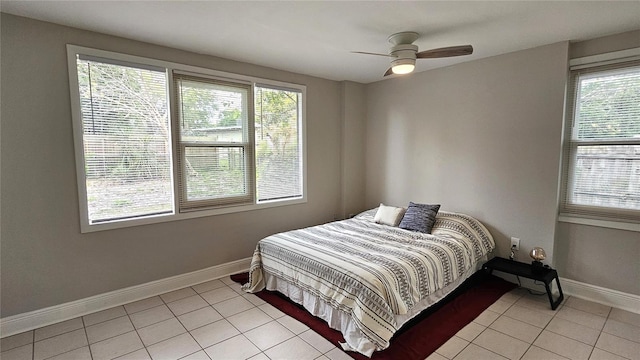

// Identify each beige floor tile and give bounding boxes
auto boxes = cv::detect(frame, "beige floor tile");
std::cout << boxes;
[473,309,500,327]
[227,307,273,333]
[564,297,611,317]
[436,336,469,359]
[90,331,144,360]
[555,307,606,331]
[114,348,152,360]
[472,328,528,360]
[456,322,486,342]
[227,281,247,295]
[160,287,197,303]
[264,336,322,360]
[499,289,525,305]
[546,317,600,345]
[503,305,553,328]
[204,334,260,360]
[315,356,331,360]
[178,306,223,331]
[0,344,33,360]
[588,348,628,360]
[83,306,127,327]
[129,305,174,329]
[221,277,236,286]
[249,353,271,360]
[277,316,310,335]
[487,299,512,314]
[298,329,336,353]
[453,343,508,360]
[212,297,254,318]
[595,332,640,360]
[258,303,286,319]
[34,328,88,360]
[609,308,640,328]
[243,321,295,351]
[243,294,267,306]
[181,350,211,360]
[146,333,200,360]
[0,331,33,352]
[425,352,449,360]
[489,315,542,343]
[190,319,240,348]
[200,287,239,305]
[86,316,135,344]
[520,346,569,360]
[533,330,593,360]
[192,279,226,294]
[324,348,353,360]
[514,296,559,316]
[166,295,208,316]
[124,297,164,315]
[48,346,92,360]
[34,317,84,341]
[137,318,186,346]
[602,317,640,343]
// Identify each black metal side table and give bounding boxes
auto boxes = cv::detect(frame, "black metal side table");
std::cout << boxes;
[483,256,564,310]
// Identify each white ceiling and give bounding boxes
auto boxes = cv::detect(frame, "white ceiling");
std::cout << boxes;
[1,1,639,84]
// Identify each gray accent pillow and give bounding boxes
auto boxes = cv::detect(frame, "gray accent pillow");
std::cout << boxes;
[399,202,441,234]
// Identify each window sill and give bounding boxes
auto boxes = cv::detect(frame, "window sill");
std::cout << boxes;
[558,215,640,232]
[81,197,306,233]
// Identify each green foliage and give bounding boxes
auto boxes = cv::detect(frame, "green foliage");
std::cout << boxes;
[577,71,640,139]
[219,108,241,127]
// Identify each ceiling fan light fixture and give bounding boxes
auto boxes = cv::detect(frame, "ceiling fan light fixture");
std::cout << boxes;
[391,58,415,75]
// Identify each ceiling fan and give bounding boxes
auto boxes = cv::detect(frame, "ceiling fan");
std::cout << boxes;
[353,32,473,77]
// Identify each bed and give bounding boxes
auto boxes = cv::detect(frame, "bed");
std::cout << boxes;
[243,208,495,357]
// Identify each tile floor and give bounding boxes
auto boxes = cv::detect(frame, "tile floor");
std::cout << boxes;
[1,277,639,360]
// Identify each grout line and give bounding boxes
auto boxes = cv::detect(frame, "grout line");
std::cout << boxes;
[79,316,92,360]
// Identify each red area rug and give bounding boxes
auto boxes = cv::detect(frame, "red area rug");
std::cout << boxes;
[231,272,515,360]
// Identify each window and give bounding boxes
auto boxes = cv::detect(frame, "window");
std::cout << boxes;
[68,46,305,232]
[255,86,303,202]
[75,56,174,224]
[560,50,640,226]
[174,74,254,210]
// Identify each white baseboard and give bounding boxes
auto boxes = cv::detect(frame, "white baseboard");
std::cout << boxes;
[560,277,640,314]
[1,257,252,338]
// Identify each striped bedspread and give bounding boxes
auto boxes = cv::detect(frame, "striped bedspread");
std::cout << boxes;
[243,209,495,352]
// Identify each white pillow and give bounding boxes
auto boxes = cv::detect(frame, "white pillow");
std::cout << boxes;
[373,203,406,227]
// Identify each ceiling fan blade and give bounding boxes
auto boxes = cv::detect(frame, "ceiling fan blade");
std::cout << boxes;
[352,51,395,58]
[416,45,473,59]
[383,67,394,77]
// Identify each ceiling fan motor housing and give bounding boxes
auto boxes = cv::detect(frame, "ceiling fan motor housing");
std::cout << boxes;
[391,44,418,59]
[391,44,418,69]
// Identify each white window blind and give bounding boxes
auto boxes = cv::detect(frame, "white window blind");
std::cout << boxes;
[76,56,173,224]
[560,57,640,223]
[174,74,254,210]
[255,86,303,202]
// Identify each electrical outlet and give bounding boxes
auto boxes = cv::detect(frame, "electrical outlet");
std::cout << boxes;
[510,237,520,250]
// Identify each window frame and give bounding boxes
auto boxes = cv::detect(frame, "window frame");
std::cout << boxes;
[67,45,307,233]
[558,48,640,232]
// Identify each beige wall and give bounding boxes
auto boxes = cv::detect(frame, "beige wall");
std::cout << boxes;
[364,42,569,264]
[554,30,640,295]
[340,81,367,218]
[0,14,344,317]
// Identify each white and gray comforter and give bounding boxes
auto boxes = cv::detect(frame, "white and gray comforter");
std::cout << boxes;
[243,210,495,352]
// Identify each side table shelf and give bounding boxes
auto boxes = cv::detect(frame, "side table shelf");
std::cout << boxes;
[483,257,564,310]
